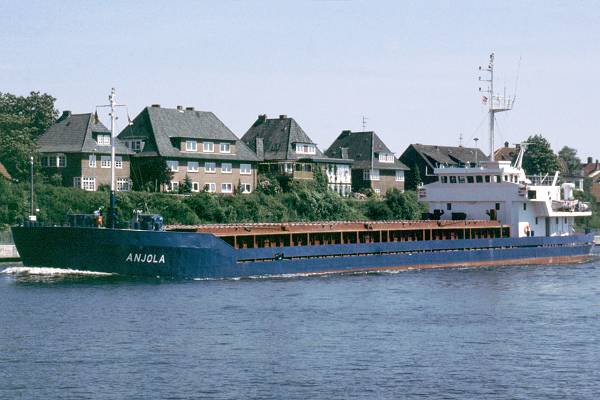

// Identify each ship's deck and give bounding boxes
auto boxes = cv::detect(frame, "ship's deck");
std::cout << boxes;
[167,220,511,249]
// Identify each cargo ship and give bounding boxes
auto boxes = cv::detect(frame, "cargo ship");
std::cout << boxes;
[10,55,595,279]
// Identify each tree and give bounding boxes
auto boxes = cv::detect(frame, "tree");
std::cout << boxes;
[181,174,192,193]
[522,134,561,176]
[130,158,173,191]
[405,163,422,190]
[0,92,58,180]
[558,146,581,176]
[385,189,425,220]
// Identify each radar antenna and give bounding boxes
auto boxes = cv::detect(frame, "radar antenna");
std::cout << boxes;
[478,52,515,161]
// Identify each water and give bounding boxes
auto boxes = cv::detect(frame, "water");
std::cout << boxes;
[1,254,600,399]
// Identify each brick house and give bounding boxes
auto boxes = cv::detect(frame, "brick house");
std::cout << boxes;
[399,144,487,190]
[118,105,258,194]
[325,130,408,195]
[37,111,133,191]
[583,157,600,202]
[241,114,352,196]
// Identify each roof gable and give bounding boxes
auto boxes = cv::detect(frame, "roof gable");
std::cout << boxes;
[325,131,407,170]
[242,115,328,161]
[37,112,130,155]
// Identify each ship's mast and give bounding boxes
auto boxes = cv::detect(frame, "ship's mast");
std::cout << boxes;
[97,88,126,229]
[479,53,514,161]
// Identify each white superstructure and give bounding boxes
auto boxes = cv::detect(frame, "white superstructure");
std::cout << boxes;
[421,154,591,237]
[421,53,591,238]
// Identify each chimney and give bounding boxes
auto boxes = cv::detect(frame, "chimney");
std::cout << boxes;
[185,106,195,111]
[279,114,287,119]
[258,114,267,122]
[151,104,161,108]
[504,141,509,147]
[342,130,351,135]
[340,147,349,159]
[587,157,593,164]
[57,110,71,122]
[255,138,264,160]
[176,105,183,111]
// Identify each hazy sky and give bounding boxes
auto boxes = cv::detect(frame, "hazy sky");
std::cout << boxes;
[2,1,599,159]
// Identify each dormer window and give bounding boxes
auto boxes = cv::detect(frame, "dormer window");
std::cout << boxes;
[186,140,197,152]
[97,134,111,146]
[378,153,395,163]
[220,143,231,153]
[295,143,316,155]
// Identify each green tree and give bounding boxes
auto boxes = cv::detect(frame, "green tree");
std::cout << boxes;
[130,158,173,191]
[405,163,422,190]
[181,174,192,193]
[0,92,58,180]
[558,146,581,176]
[522,134,561,176]
[385,189,425,220]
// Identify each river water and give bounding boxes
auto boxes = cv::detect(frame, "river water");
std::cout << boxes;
[1,252,600,399]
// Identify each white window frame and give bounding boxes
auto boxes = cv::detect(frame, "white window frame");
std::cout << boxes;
[204,162,216,173]
[395,170,405,182]
[378,153,395,163]
[205,182,216,193]
[240,163,252,175]
[221,163,232,174]
[97,135,111,146]
[241,183,252,194]
[187,161,199,172]
[88,154,96,168]
[116,178,130,192]
[115,156,123,169]
[363,169,379,181]
[295,143,316,155]
[191,182,200,192]
[57,154,66,168]
[167,160,179,172]
[186,140,197,152]
[221,182,233,193]
[167,181,179,192]
[203,142,214,152]
[220,143,231,153]
[100,156,111,168]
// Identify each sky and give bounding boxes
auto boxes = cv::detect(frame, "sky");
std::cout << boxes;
[1,0,599,160]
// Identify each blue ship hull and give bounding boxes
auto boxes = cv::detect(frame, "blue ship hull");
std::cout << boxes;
[11,226,594,279]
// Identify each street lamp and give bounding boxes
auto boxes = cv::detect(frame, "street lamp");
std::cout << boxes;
[473,138,479,165]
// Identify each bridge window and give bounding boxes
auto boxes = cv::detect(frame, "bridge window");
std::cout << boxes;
[441,176,448,183]
[476,176,483,183]
[447,203,452,210]
[458,176,466,183]
[485,176,491,183]
[449,176,457,183]
[467,176,474,183]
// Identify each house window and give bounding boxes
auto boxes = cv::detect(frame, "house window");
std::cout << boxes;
[523,203,527,211]
[203,142,214,152]
[240,163,252,175]
[241,183,252,193]
[284,163,293,173]
[166,160,179,172]
[295,143,316,155]
[447,203,452,210]
[187,161,199,172]
[395,170,404,182]
[115,156,123,169]
[116,178,131,192]
[88,155,96,168]
[221,183,233,193]
[57,154,66,168]
[192,182,200,192]
[40,156,49,167]
[303,164,312,172]
[364,169,379,181]
[220,143,231,153]
[205,162,216,173]
[221,163,232,174]
[167,181,179,192]
[535,217,539,224]
[100,156,111,168]
[97,135,111,146]
[74,177,96,191]
[495,203,500,210]
[205,182,216,193]
[130,140,144,152]
[378,153,395,163]
[374,188,381,194]
[186,140,197,152]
